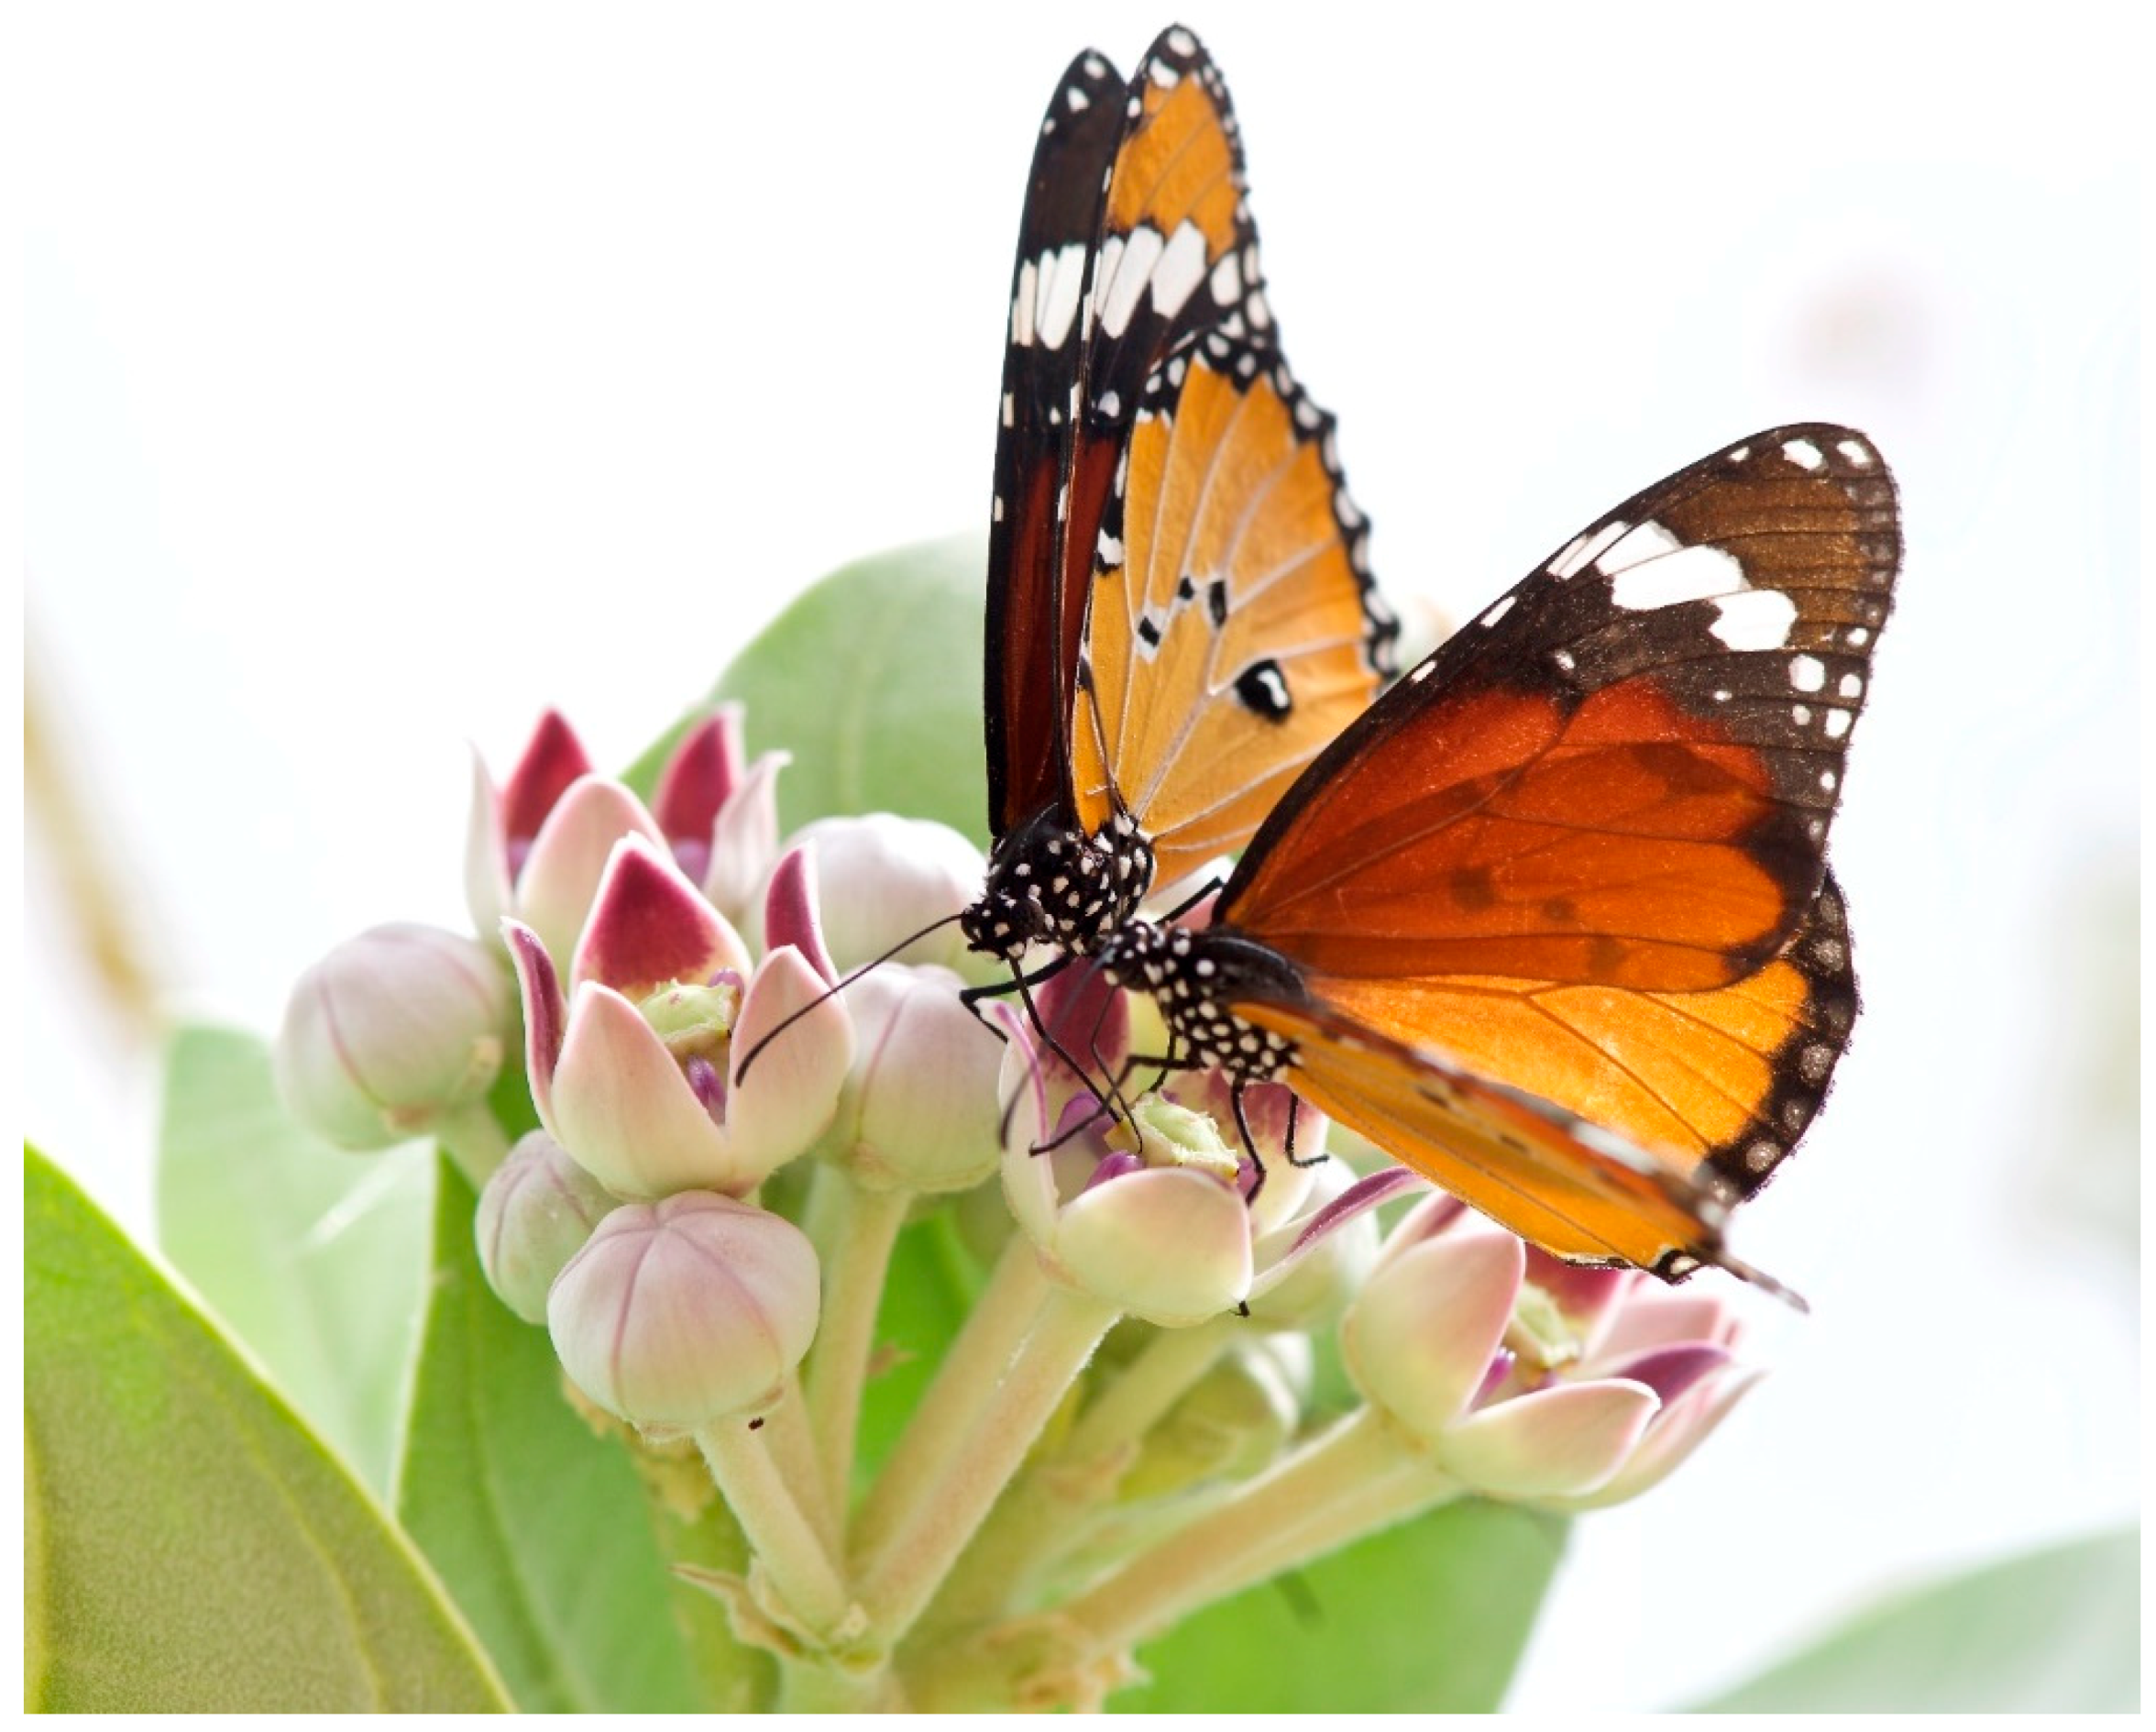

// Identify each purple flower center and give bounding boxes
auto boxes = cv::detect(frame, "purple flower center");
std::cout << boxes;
[685,1054,729,1124]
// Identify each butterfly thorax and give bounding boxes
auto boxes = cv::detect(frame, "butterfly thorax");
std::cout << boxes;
[1097,921,1305,1079]
[963,807,1156,965]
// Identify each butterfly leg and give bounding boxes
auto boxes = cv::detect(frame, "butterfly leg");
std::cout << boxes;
[1284,1094,1329,1170]
[1228,1078,1270,1207]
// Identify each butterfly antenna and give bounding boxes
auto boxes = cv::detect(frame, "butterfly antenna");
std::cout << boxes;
[734,910,965,1086]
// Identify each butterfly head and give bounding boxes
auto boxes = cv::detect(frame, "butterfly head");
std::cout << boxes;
[962,807,1155,965]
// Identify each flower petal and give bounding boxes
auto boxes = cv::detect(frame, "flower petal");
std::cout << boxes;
[550,982,732,1197]
[1561,1365,1763,1509]
[1587,1287,1743,1365]
[1055,1165,1253,1327]
[1344,1224,1523,1438]
[704,748,788,923]
[464,747,513,943]
[1441,1378,1660,1501]
[720,945,853,1185]
[504,919,569,1133]
[764,846,838,987]
[573,833,753,998]
[651,707,745,857]
[501,710,594,855]
[518,776,668,966]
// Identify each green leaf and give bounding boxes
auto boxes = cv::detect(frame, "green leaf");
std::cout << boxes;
[154,1023,433,1494]
[25,1144,510,1712]
[628,535,989,841]
[1111,1500,1566,1713]
[1689,1528,2140,1713]
[393,1158,719,1712]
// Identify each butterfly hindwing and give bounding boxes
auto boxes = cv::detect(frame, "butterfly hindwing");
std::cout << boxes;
[1220,426,1897,987]
[1186,427,1898,1285]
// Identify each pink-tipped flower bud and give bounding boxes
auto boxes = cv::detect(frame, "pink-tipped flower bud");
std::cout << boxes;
[547,1190,820,1432]
[475,1129,620,1323]
[1340,1208,1754,1506]
[274,922,511,1151]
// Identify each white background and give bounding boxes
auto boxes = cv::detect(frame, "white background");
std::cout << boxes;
[24,1,2140,1711]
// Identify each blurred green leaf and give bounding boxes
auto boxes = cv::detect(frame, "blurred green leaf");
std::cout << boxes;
[1690,1528,2140,1712]
[628,535,989,842]
[25,1144,509,1712]
[1112,1500,1566,1712]
[154,1022,432,1494]
[394,1160,714,1712]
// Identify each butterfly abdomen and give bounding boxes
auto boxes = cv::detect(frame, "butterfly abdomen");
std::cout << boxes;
[1097,920,1307,1077]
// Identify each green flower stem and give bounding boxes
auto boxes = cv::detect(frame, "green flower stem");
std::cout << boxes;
[858,1283,1119,1649]
[799,1166,912,1521]
[1052,1406,1447,1660]
[433,1099,512,1191]
[848,1232,1050,1563]
[762,1373,842,1557]
[924,1315,1238,1633]
[776,1651,902,1713]
[1063,1314,1236,1462]
[694,1418,856,1644]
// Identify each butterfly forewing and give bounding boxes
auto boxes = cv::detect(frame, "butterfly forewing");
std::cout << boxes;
[985,28,1269,841]
[1070,336,1393,885]
[985,49,1127,836]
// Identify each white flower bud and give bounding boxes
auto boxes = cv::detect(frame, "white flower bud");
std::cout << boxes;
[548,1191,821,1432]
[758,813,983,970]
[475,1129,619,1323]
[828,964,1005,1193]
[274,922,510,1150]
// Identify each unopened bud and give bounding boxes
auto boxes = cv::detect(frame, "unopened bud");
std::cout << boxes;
[274,922,510,1151]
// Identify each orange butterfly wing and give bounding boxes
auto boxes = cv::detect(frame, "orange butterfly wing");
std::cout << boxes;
[1071,338,1392,886]
[1215,426,1898,1279]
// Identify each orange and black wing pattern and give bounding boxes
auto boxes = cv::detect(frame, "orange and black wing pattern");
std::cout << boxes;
[1071,336,1394,887]
[1216,425,1898,1282]
[985,27,1270,839]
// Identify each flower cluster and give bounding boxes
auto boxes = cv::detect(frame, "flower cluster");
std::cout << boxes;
[274,703,1765,1713]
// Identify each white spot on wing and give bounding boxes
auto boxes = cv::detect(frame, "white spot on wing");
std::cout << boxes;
[1839,671,1864,699]
[1610,542,1747,611]
[1824,708,1853,740]
[1548,520,1627,579]
[1150,222,1209,321]
[1782,437,1826,470]
[1595,518,1685,575]
[1209,249,1242,308]
[1096,225,1163,338]
[1011,259,1039,346]
[1789,655,1827,692]
[1710,588,1798,650]
[1836,437,1874,467]
[1036,242,1087,349]
[1480,595,1517,628]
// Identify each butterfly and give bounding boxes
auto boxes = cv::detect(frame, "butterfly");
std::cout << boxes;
[1096,426,1899,1298]
[960,25,1398,981]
